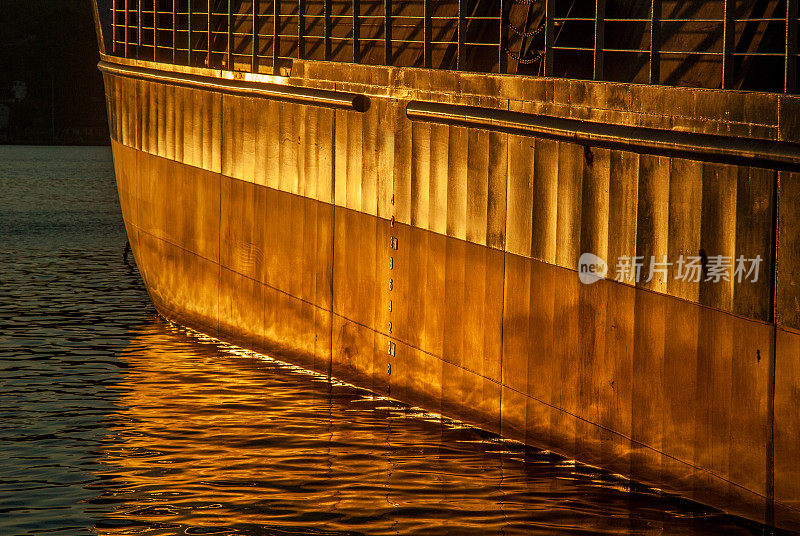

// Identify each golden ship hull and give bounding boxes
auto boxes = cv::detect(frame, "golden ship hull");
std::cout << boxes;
[92,0,800,528]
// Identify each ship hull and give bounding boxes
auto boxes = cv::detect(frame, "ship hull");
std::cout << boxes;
[104,55,800,530]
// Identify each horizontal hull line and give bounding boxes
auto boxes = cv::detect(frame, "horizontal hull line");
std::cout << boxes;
[406,100,800,171]
[98,60,369,112]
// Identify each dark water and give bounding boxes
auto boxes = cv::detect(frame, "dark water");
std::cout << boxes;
[0,146,773,535]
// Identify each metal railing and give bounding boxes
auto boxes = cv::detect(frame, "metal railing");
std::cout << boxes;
[109,0,800,94]
[110,0,507,72]
[528,0,798,93]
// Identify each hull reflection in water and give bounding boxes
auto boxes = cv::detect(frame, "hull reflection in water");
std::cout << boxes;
[94,320,764,535]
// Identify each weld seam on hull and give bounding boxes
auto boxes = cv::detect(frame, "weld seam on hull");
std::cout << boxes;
[137,216,776,509]
[110,132,778,330]
[406,100,800,171]
[128,166,771,507]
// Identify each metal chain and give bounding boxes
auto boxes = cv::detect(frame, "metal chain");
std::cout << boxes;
[504,47,544,64]
[507,21,545,38]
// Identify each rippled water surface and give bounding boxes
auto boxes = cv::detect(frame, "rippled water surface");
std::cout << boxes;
[0,146,773,535]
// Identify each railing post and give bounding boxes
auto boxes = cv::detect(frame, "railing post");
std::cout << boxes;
[787,0,798,93]
[353,0,361,63]
[543,0,554,76]
[228,0,234,69]
[650,0,660,84]
[384,0,392,65]
[253,0,260,71]
[113,0,118,56]
[722,0,734,89]
[154,0,158,61]
[188,0,193,65]
[137,0,142,58]
[456,0,467,70]
[124,0,130,57]
[208,0,212,66]
[499,0,508,74]
[172,0,177,63]
[273,0,281,73]
[425,0,433,68]
[324,0,331,60]
[594,0,605,80]
[298,0,306,59]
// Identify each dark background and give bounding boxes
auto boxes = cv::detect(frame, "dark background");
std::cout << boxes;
[0,0,108,145]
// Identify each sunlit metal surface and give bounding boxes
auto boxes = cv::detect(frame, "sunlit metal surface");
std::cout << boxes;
[98,60,369,111]
[100,52,800,530]
[405,99,800,170]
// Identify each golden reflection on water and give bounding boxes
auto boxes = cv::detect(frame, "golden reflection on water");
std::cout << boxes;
[93,321,760,536]
[0,147,768,536]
